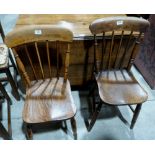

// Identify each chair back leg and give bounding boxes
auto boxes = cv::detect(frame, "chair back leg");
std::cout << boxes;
[25,124,33,140]
[88,102,102,132]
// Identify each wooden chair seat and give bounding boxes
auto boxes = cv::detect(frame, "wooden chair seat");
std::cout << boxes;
[23,77,76,123]
[96,69,148,105]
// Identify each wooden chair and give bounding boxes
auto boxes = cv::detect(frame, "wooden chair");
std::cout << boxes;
[88,17,150,131]
[0,21,20,101]
[5,25,77,139]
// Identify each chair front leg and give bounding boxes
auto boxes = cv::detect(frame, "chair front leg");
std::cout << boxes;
[70,117,77,140]
[25,124,33,140]
[130,104,142,129]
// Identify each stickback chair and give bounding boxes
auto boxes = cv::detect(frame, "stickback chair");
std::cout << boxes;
[5,25,77,139]
[88,16,150,131]
[0,21,20,101]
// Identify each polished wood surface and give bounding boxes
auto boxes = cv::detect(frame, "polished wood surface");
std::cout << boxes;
[5,25,73,48]
[88,17,149,131]
[16,14,125,38]
[90,16,149,34]
[96,70,148,105]
[24,78,76,123]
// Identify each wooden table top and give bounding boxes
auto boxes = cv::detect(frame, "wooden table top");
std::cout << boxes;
[15,14,125,38]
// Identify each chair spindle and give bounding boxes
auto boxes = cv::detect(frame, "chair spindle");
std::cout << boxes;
[119,30,133,68]
[56,41,59,78]
[24,45,37,81]
[35,42,44,79]
[108,31,114,70]
[127,32,142,70]
[46,41,52,78]
[114,30,124,68]
[100,32,105,71]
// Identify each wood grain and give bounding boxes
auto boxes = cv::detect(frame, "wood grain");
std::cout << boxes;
[16,14,125,37]
[5,25,73,48]
[23,78,76,123]
[89,16,150,34]
[96,70,148,105]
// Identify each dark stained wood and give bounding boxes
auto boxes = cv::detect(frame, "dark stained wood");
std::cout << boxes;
[88,17,149,131]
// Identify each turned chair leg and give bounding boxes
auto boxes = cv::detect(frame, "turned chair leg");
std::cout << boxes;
[70,117,77,140]
[88,102,102,132]
[130,104,142,129]
[25,124,33,140]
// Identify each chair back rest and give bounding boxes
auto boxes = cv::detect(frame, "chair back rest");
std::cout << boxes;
[5,25,73,87]
[89,16,150,73]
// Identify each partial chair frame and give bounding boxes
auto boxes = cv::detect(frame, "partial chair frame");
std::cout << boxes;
[5,25,77,140]
[0,21,20,101]
[88,17,150,131]
[0,82,12,139]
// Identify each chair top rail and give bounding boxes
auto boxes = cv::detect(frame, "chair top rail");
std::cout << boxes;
[89,16,150,34]
[5,25,73,48]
